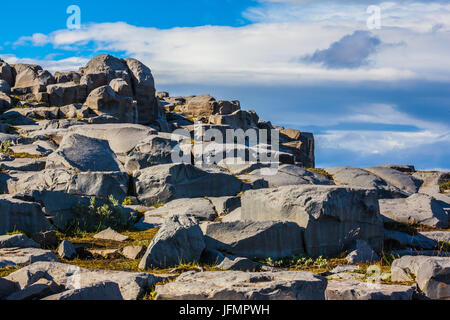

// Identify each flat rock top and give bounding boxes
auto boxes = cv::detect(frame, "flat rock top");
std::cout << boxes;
[93,228,129,242]
[156,270,326,300]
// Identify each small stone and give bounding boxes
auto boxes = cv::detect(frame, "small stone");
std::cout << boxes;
[121,246,146,260]
[57,240,77,260]
[93,228,129,242]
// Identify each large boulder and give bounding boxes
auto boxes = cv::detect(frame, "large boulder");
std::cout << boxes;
[125,58,160,125]
[181,94,219,118]
[54,71,81,84]
[46,133,124,172]
[0,59,14,87]
[139,215,205,269]
[43,282,123,300]
[242,164,333,189]
[79,54,131,91]
[366,166,422,195]
[326,166,407,198]
[241,185,384,257]
[0,278,19,300]
[0,248,58,268]
[5,261,167,300]
[66,171,129,201]
[124,133,178,171]
[325,280,415,300]
[202,221,305,260]
[135,198,218,230]
[0,92,12,108]
[85,85,137,123]
[0,195,53,235]
[379,193,448,228]
[109,78,132,97]
[209,110,259,131]
[12,64,55,90]
[134,163,242,205]
[0,234,40,249]
[46,82,87,106]
[42,123,157,158]
[391,256,450,300]
[0,79,11,94]
[155,271,327,300]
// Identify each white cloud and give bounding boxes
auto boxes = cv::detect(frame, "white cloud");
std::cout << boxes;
[2,54,89,73]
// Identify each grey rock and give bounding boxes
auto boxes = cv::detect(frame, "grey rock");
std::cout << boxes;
[42,123,157,157]
[0,92,11,108]
[46,133,124,172]
[0,195,53,235]
[109,78,132,97]
[0,79,11,94]
[326,166,406,198]
[1,158,46,172]
[346,240,379,264]
[66,171,129,200]
[43,282,123,300]
[86,85,137,123]
[391,256,450,300]
[390,249,450,257]
[202,220,305,260]
[379,193,448,228]
[57,241,76,259]
[6,278,64,300]
[155,271,327,300]
[0,247,58,268]
[209,110,259,131]
[420,231,450,244]
[46,82,87,106]
[376,164,416,173]
[366,166,422,195]
[202,249,261,271]
[93,228,129,242]
[209,196,241,215]
[31,231,59,249]
[325,280,415,300]
[243,164,333,189]
[384,230,437,250]
[135,163,242,206]
[0,278,19,299]
[221,208,242,222]
[54,71,81,84]
[5,261,168,300]
[121,245,146,260]
[139,215,205,269]
[12,64,55,89]
[125,58,160,125]
[241,185,384,257]
[330,265,360,274]
[137,198,218,230]
[124,133,178,171]
[0,234,40,249]
[0,59,14,87]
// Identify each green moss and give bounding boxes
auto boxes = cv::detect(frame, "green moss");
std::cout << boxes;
[440,181,450,193]
[307,168,334,181]
[0,267,20,278]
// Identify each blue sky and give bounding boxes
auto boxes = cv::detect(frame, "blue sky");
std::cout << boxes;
[1,0,449,170]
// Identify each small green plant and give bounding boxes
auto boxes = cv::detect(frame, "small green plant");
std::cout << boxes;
[440,181,450,193]
[0,140,12,154]
[122,196,133,206]
[307,168,334,181]
[63,195,131,234]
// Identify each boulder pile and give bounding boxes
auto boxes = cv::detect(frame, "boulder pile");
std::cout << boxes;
[0,55,449,300]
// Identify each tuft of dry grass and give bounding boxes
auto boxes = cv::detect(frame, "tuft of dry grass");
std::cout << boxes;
[307,168,334,181]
